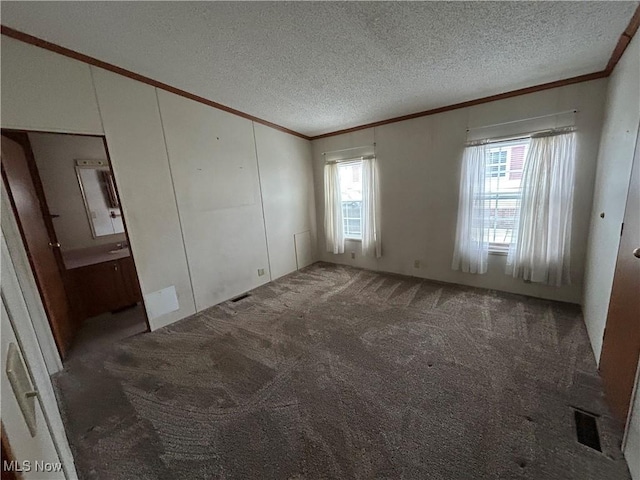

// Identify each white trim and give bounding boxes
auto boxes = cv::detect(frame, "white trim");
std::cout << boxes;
[322,144,375,156]
[325,156,372,165]
[1,233,78,479]
[0,123,103,136]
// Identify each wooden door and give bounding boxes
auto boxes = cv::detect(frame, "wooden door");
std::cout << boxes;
[1,135,75,358]
[600,128,640,424]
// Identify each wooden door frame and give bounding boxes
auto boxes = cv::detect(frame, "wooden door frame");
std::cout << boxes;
[1,131,79,347]
[1,132,75,357]
[1,132,65,274]
[1,129,150,359]
[1,186,62,374]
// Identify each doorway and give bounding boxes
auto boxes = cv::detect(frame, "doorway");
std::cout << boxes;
[1,130,149,361]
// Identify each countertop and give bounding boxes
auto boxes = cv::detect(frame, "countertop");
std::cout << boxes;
[62,244,131,270]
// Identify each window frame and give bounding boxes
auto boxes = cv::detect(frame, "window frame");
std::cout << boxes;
[483,138,530,254]
[337,160,364,241]
[342,200,362,240]
[487,150,508,178]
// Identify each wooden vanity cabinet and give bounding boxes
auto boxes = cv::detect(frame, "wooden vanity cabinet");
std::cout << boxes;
[68,256,142,320]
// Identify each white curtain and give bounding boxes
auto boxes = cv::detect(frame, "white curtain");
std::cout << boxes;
[361,157,381,257]
[452,144,489,274]
[507,131,576,286]
[324,162,345,254]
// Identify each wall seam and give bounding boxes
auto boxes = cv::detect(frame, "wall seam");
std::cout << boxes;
[251,122,273,281]
[88,65,106,134]
[154,88,198,313]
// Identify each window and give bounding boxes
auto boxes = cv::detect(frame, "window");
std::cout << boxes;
[338,162,363,239]
[487,150,507,177]
[453,129,574,279]
[484,139,530,251]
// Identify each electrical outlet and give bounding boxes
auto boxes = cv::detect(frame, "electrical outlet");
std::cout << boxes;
[350,251,356,259]
[257,268,265,277]
[414,260,420,268]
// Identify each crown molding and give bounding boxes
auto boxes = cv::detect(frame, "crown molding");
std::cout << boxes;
[3,3,638,142]
[310,71,608,140]
[606,3,640,74]
[0,25,311,141]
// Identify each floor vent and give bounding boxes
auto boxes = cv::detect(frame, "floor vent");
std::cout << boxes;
[231,293,250,303]
[573,408,602,452]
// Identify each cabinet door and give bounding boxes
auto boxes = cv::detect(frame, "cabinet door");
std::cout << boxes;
[72,261,123,318]
[118,257,142,306]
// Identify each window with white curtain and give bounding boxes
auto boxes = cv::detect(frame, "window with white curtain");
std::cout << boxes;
[324,155,381,258]
[338,162,363,239]
[452,128,576,286]
[507,130,576,286]
[484,140,530,252]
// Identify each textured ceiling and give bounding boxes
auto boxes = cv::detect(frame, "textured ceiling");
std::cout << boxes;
[1,1,637,137]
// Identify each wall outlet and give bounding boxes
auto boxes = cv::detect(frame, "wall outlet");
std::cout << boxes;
[414,260,420,268]
[257,268,265,277]
[350,251,356,259]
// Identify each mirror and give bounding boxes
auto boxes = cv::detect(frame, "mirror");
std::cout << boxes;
[75,160,125,237]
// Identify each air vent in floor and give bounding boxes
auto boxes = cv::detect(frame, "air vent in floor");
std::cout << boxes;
[573,408,602,452]
[231,293,250,303]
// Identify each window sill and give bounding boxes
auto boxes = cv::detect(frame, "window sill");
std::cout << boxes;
[345,237,362,242]
[488,243,510,256]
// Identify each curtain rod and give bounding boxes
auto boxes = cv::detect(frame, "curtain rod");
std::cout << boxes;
[325,155,375,165]
[466,126,576,146]
[322,144,375,155]
[466,109,577,132]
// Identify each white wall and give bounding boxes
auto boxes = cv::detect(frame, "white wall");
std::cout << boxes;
[155,91,317,311]
[583,34,640,364]
[157,90,271,311]
[1,36,103,135]
[90,68,197,330]
[1,37,316,331]
[254,123,316,279]
[312,79,607,304]
[28,133,127,252]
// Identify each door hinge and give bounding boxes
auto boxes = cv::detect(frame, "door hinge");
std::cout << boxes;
[620,223,624,236]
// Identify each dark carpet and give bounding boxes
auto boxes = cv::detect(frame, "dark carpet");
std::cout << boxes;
[54,262,631,479]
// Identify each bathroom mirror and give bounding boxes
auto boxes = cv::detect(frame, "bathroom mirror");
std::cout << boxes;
[75,159,125,237]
